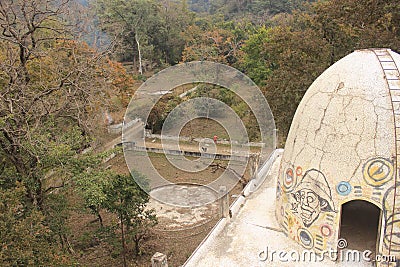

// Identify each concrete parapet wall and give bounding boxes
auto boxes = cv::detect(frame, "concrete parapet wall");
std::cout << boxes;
[123,142,250,162]
[108,118,142,134]
[144,133,265,147]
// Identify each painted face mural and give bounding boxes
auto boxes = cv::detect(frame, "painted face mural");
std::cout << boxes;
[291,169,335,227]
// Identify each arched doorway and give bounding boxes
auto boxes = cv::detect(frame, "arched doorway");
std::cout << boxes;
[339,200,381,253]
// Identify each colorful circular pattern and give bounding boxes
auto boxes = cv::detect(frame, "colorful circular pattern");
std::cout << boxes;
[283,167,296,192]
[298,228,314,249]
[296,166,303,176]
[336,181,352,196]
[362,157,394,187]
[320,224,333,237]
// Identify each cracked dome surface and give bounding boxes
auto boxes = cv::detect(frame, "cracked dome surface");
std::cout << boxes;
[275,49,400,261]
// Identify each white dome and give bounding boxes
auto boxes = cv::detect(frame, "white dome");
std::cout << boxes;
[276,49,400,259]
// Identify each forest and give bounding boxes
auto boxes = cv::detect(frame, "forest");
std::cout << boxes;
[0,0,399,266]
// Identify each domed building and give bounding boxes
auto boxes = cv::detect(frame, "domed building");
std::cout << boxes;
[276,48,400,264]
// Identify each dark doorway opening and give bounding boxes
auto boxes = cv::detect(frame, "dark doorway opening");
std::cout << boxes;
[339,200,381,253]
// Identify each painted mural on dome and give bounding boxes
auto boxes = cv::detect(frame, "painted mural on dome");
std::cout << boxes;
[275,49,400,266]
[290,169,336,227]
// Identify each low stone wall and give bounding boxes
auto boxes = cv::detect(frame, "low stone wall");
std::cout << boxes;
[145,133,265,147]
[122,142,249,162]
[107,118,142,134]
[107,123,123,134]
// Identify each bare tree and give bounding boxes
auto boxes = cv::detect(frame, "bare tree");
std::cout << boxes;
[0,0,116,207]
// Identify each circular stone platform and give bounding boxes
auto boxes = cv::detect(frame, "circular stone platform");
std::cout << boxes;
[150,183,219,207]
[149,184,219,230]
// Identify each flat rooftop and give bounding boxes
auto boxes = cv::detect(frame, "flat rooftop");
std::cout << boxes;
[184,150,374,267]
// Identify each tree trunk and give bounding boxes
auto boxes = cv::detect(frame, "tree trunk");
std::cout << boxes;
[134,236,140,256]
[120,211,127,267]
[64,234,75,254]
[94,210,103,227]
[135,33,143,75]
[98,212,103,227]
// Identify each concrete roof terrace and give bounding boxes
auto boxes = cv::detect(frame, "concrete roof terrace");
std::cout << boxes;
[183,149,374,267]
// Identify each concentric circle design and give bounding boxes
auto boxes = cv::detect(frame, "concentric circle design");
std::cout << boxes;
[283,167,296,192]
[336,181,352,196]
[161,97,248,174]
[298,228,314,249]
[337,238,348,249]
[362,157,394,186]
[122,61,276,207]
[296,166,302,176]
[320,224,333,237]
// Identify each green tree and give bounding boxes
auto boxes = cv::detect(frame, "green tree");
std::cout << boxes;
[182,18,251,64]
[239,26,272,85]
[95,0,160,73]
[147,95,182,133]
[189,0,211,13]
[0,183,73,266]
[75,161,114,227]
[189,0,315,19]
[261,23,332,144]
[95,0,192,71]
[0,0,123,207]
[155,0,194,65]
[0,0,132,259]
[239,0,400,145]
[312,0,400,62]
[104,172,157,266]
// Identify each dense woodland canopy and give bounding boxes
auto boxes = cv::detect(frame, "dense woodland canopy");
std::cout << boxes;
[92,0,399,143]
[0,0,399,266]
